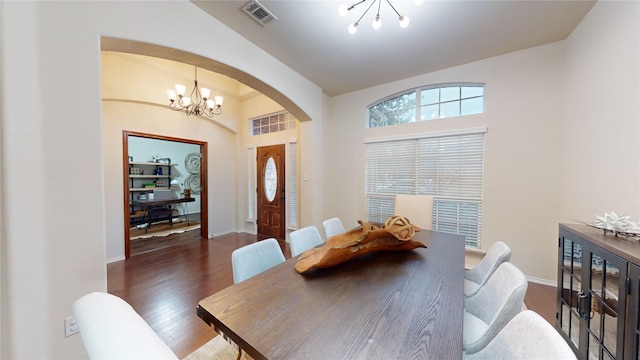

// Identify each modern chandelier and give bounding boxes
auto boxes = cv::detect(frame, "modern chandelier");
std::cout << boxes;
[167,67,223,117]
[339,0,423,34]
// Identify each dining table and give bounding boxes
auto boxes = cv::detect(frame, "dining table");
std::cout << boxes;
[197,229,465,360]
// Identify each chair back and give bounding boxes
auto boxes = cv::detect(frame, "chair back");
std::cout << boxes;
[463,262,528,354]
[290,226,324,257]
[464,310,576,359]
[322,217,346,239]
[232,238,285,283]
[72,292,178,360]
[394,194,433,230]
[465,241,511,295]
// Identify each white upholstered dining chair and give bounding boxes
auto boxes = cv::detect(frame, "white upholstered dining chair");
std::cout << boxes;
[463,310,576,359]
[394,194,434,230]
[232,238,285,284]
[463,262,528,355]
[465,241,512,296]
[322,217,346,239]
[72,292,252,360]
[289,226,324,257]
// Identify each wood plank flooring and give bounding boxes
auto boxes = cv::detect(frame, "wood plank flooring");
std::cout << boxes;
[129,223,201,256]
[107,231,556,359]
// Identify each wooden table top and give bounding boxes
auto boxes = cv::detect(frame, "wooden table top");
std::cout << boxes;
[131,197,195,207]
[197,229,465,360]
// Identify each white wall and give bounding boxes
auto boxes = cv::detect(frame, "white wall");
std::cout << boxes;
[0,1,322,358]
[560,0,640,220]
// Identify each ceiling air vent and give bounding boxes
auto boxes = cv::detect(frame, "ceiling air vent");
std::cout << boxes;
[242,0,278,26]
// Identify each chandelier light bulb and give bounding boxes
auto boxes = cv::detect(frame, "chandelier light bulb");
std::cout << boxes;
[200,87,211,99]
[181,97,191,106]
[348,22,359,34]
[175,84,186,97]
[399,15,410,28]
[214,95,224,106]
[206,99,215,109]
[372,14,382,29]
[338,3,349,16]
[166,89,176,101]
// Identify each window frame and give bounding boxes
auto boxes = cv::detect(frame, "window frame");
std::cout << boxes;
[367,83,485,128]
[249,110,297,136]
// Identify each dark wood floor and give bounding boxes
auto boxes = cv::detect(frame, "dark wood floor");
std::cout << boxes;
[107,231,556,359]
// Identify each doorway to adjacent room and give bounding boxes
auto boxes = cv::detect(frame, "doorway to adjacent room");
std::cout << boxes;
[123,130,209,258]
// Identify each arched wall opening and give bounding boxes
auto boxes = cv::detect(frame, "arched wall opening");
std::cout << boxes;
[101,37,312,122]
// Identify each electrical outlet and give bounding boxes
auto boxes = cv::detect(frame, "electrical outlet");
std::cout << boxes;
[65,316,79,337]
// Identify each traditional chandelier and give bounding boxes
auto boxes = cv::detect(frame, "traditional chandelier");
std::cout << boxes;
[339,0,422,34]
[167,67,223,117]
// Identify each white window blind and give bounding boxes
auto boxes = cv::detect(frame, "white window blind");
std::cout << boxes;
[365,130,485,247]
[288,140,299,229]
[247,147,255,222]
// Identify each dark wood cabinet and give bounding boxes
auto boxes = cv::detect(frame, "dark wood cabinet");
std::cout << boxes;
[628,263,640,359]
[557,223,640,360]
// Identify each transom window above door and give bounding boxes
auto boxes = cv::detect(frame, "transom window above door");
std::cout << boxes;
[368,83,485,128]
[250,111,297,136]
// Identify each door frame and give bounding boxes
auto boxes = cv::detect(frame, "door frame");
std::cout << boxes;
[122,130,209,259]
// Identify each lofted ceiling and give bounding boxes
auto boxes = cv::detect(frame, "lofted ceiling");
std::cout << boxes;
[192,0,596,97]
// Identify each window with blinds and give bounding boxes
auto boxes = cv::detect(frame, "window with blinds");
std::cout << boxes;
[288,139,299,229]
[247,147,255,222]
[365,129,485,247]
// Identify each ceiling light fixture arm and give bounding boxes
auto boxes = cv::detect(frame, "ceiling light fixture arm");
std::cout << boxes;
[349,0,378,33]
[386,0,401,17]
[386,0,410,27]
[347,0,366,12]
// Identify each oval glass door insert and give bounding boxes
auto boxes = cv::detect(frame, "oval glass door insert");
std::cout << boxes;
[264,156,277,202]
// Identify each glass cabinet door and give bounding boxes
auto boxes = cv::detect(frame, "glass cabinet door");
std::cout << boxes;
[586,246,627,360]
[628,264,640,360]
[558,231,628,360]
[558,234,584,353]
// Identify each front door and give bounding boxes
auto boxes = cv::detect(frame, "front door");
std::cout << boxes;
[257,144,286,240]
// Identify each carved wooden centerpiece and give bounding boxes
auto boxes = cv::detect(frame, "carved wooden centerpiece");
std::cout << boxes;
[294,216,426,273]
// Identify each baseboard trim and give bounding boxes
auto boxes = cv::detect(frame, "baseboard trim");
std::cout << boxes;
[107,255,126,264]
[525,276,556,287]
